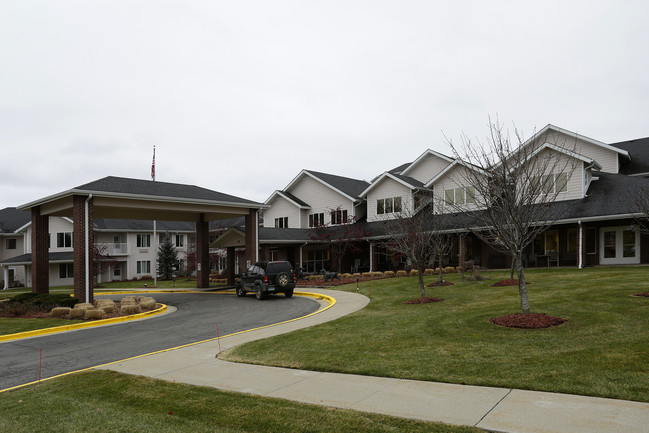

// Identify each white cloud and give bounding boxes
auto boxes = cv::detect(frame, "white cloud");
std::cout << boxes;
[1,0,648,209]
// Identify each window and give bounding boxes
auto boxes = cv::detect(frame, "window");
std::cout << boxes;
[567,229,577,254]
[545,230,559,253]
[585,228,597,254]
[600,227,639,264]
[137,234,151,248]
[59,263,73,279]
[56,232,72,248]
[444,187,475,206]
[376,197,402,215]
[275,217,288,228]
[5,239,17,250]
[330,209,348,225]
[536,173,568,195]
[137,260,151,274]
[308,213,325,228]
[175,235,184,248]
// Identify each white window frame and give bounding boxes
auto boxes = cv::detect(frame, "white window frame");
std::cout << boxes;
[56,232,72,248]
[137,260,151,274]
[376,197,402,215]
[600,226,640,265]
[137,234,151,248]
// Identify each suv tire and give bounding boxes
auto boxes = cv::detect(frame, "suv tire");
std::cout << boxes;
[255,285,265,300]
[276,272,290,289]
[236,283,246,297]
[284,288,294,298]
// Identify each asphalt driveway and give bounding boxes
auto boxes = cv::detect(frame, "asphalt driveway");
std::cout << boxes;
[0,292,319,391]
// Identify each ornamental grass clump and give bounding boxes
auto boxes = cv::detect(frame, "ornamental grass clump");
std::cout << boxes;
[69,308,86,319]
[383,271,395,277]
[121,304,142,315]
[50,307,71,317]
[395,270,407,277]
[85,309,106,320]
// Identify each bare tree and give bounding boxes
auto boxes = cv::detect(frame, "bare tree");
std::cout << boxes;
[380,200,452,298]
[446,118,577,314]
[92,243,117,284]
[308,207,370,273]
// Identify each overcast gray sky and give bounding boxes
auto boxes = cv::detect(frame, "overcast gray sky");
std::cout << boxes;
[1,0,648,210]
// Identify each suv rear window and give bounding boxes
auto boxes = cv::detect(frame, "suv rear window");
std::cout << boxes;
[267,262,293,273]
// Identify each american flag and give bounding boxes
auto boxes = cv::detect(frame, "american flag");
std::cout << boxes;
[151,146,156,181]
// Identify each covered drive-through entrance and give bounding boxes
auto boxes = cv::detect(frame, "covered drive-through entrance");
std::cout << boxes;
[18,176,267,303]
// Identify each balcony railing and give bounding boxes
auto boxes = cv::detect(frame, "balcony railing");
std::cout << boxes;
[100,243,130,256]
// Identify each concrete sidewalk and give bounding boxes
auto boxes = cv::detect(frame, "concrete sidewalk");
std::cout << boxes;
[99,289,649,433]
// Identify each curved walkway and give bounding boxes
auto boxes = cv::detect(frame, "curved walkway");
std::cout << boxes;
[98,289,649,433]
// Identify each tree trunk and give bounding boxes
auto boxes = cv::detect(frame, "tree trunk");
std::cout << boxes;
[517,257,530,314]
[438,254,444,282]
[418,263,426,298]
[510,255,516,279]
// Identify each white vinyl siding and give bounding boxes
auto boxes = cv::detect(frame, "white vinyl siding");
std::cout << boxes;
[528,149,584,201]
[288,176,355,228]
[434,166,482,213]
[544,131,620,174]
[403,154,452,184]
[263,195,302,228]
[366,178,411,222]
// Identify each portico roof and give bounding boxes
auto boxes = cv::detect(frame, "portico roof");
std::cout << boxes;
[18,176,268,222]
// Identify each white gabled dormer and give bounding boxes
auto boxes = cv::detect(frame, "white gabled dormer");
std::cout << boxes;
[525,125,629,174]
[263,169,369,228]
[400,149,455,184]
[361,172,433,222]
[425,160,487,213]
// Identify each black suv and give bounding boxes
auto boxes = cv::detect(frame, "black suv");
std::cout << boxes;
[236,261,297,300]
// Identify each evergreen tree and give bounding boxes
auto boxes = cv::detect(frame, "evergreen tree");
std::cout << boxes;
[157,235,178,280]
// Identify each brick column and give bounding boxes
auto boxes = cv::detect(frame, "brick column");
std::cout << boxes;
[244,209,258,268]
[260,245,270,261]
[196,214,210,288]
[73,195,94,303]
[31,207,49,294]
[226,246,235,286]
[458,234,467,265]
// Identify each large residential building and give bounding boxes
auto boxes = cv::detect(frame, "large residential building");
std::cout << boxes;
[3,125,649,288]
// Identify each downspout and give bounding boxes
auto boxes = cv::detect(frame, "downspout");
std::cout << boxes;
[2,265,8,290]
[369,242,374,272]
[85,194,93,303]
[578,220,583,269]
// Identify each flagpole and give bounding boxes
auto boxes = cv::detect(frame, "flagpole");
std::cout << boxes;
[152,146,157,289]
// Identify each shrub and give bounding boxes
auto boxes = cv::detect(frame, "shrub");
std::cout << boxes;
[69,308,86,318]
[7,293,79,309]
[352,273,362,278]
[444,266,456,273]
[384,271,395,277]
[74,303,94,311]
[99,305,115,314]
[361,272,373,278]
[85,309,106,320]
[342,273,353,279]
[50,307,71,317]
[395,270,408,277]
[424,269,435,276]
[410,269,419,276]
[122,304,142,315]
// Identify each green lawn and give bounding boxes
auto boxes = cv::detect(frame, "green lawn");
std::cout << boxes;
[223,266,649,402]
[0,371,483,433]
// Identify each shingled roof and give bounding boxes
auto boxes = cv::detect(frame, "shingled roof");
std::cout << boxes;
[304,170,370,199]
[0,207,31,233]
[74,176,261,205]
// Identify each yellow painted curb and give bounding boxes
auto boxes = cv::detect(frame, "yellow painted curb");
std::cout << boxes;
[0,303,168,343]
[0,290,337,393]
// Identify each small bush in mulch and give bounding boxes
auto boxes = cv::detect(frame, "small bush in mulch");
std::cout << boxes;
[633,292,649,297]
[403,297,444,304]
[491,279,532,287]
[426,280,454,287]
[489,313,566,329]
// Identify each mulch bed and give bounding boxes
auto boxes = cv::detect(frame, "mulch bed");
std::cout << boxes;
[633,292,649,297]
[403,297,444,304]
[426,280,454,287]
[491,279,532,287]
[296,276,388,288]
[489,313,567,329]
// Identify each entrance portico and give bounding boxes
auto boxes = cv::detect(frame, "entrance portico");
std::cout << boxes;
[19,176,267,303]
